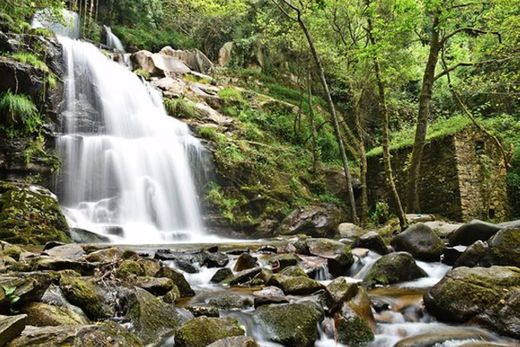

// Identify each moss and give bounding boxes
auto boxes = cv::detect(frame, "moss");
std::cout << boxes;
[10,52,49,73]
[23,135,60,172]
[164,97,200,119]
[336,314,375,346]
[59,276,105,320]
[0,181,70,245]
[218,86,246,105]
[116,260,145,278]
[134,68,150,80]
[175,316,245,347]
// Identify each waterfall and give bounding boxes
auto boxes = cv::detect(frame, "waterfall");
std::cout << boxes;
[56,36,212,243]
[103,25,125,53]
[32,9,80,39]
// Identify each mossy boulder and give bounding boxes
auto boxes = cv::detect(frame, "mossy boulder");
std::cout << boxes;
[207,336,259,347]
[326,277,358,308]
[390,223,444,261]
[487,227,520,267]
[279,265,307,277]
[132,276,174,296]
[84,247,123,263]
[175,316,245,347]
[363,252,427,287]
[306,238,354,277]
[59,276,106,320]
[206,294,253,310]
[448,220,501,246]
[0,181,70,245]
[21,302,89,326]
[124,287,185,345]
[335,307,375,346]
[254,301,324,347]
[271,275,325,295]
[424,266,520,338]
[352,231,389,255]
[210,268,233,283]
[116,260,145,278]
[156,266,195,297]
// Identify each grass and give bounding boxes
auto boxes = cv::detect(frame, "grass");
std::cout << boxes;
[0,91,41,137]
[134,68,151,80]
[10,52,49,73]
[164,98,201,119]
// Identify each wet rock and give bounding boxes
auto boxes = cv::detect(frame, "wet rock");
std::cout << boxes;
[206,294,253,310]
[0,272,57,307]
[394,327,496,347]
[156,266,195,297]
[0,182,70,245]
[271,275,325,295]
[326,277,358,308]
[8,321,143,346]
[116,259,145,278]
[207,336,259,347]
[424,266,520,338]
[175,316,245,347]
[352,231,389,255]
[363,252,427,287]
[174,258,199,273]
[257,245,277,254]
[337,223,364,239]
[424,221,462,238]
[0,314,26,346]
[279,203,342,238]
[335,305,374,345]
[226,267,262,286]
[286,239,309,255]
[280,265,307,277]
[347,287,376,330]
[454,241,488,267]
[137,258,161,276]
[226,249,250,256]
[487,226,520,267]
[306,239,354,277]
[59,276,106,320]
[254,301,324,347]
[203,251,229,268]
[186,305,219,317]
[21,302,89,326]
[33,256,95,275]
[233,253,258,272]
[449,220,501,246]
[133,276,174,296]
[271,253,300,271]
[43,244,85,260]
[442,245,466,265]
[83,247,122,263]
[124,287,186,345]
[390,223,444,261]
[162,286,181,304]
[211,268,233,283]
[69,228,111,243]
[299,255,328,278]
[252,286,288,307]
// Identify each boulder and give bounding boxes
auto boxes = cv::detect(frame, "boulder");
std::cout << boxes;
[83,247,122,263]
[21,302,89,326]
[337,223,364,239]
[0,182,70,245]
[226,267,262,286]
[306,239,354,276]
[207,336,259,347]
[454,241,488,268]
[43,244,85,260]
[442,245,466,265]
[33,256,95,275]
[175,316,245,347]
[185,305,219,317]
[335,305,375,345]
[0,314,26,346]
[116,259,145,278]
[254,301,324,347]
[211,268,233,283]
[156,266,195,297]
[363,252,427,287]
[68,228,110,243]
[130,50,154,73]
[424,266,520,337]
[352,231,389,255]
[271,253,300,271]
[279,265,307,277]
[159,46,213,74]
[124,287,186,345]
[394,327,496,347]
[424,221,462,238]
[132,276,174,296]
[279,204,342,238]
[218,42,234,66]
[487,227,520,267]
[151,53,191,75]
[59,276,106,320]
[8,322,143,346]
[252,286,288,307]
[0,272,57,308]
[449,220,501,246]
[390,223,444,261]
[233,253,258,272]
[326,277,358,308]
[206,294,253,310]
[271,275,325,295]
[203,251,229,268]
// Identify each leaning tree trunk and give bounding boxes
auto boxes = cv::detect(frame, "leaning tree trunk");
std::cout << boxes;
[353,96,368,225]
[406,14,441,212]
[366,8,407,229]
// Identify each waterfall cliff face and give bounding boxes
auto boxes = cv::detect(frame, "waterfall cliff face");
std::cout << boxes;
[56,36,211,243]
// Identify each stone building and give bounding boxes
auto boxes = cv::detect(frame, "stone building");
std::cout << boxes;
[367,126,508,222]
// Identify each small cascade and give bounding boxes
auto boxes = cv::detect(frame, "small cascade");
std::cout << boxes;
[56,36,213,243]
[103,25,125,53]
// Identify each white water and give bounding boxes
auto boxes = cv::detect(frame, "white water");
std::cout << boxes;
[103,25,125,52]
[32,9,80,39]
[56,36,214,243]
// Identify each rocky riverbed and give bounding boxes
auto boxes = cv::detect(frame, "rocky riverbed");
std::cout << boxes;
[0,217,518,346]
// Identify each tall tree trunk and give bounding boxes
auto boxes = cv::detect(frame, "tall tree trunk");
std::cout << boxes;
[307,72,319,174]
[353,95,368,225]
[296,13,358,223]
[366,6,407,229]
[406,14,441,212]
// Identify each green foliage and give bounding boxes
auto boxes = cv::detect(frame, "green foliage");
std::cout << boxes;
[23,135,60,172]
[113,25,194,51]
[206,183,240,222]
[0,91,42,138]
[164,98,200,119]
[218,87,246,105]
[2,286,20,313]
[133,68,151,80]
[10,52,49,73]
[370,201,391,225]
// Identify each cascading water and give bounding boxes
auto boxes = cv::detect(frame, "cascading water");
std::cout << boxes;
[103,25,125,53]
[56,36,214,243]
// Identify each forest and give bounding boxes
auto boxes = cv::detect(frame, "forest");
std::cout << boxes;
[0,0,519,346]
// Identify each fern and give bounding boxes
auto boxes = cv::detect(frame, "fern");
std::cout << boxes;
[11,52,49,73]
[0,91,41,135]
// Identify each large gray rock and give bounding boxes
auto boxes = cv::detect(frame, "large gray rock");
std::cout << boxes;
[363,252,427,287]
[279,204,343,238]
[271,275,325,295]
[454,241,488,268]
[254,302,324,347]
[306,238,354,276]
[487,227,520,267]
[21,302,89,326]
[390,223,444,261]
[218,42,234,66]
[353,231,389,255]
[424,266,520,338]
[160,46,213,74]
[449,220,501,246]
[394,327,496,347]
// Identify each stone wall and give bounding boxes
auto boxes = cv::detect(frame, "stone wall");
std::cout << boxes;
[367,126,508,222]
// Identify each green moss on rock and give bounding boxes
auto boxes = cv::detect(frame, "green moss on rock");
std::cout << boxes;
[59,276,105,320]
[0,181,70,245]
[175,316,245,347]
